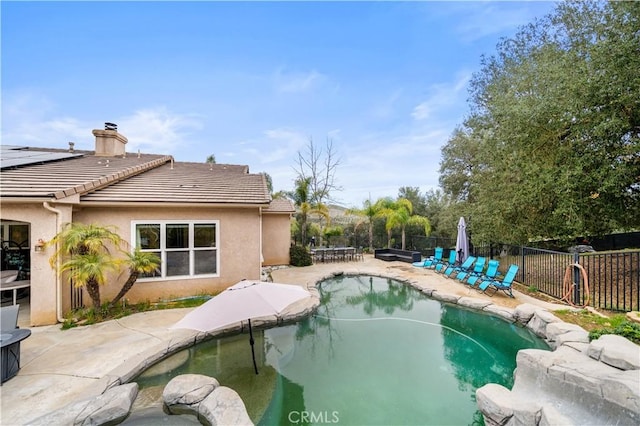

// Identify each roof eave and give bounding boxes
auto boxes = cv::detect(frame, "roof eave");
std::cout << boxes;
[77,201,272,208]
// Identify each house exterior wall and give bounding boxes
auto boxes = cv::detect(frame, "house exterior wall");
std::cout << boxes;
[72,205,262,304]
[262,213,292,266]
[1,201,290,325]
[1,202,73,325]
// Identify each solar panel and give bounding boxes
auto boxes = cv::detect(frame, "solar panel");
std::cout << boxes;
[0,146,83,169]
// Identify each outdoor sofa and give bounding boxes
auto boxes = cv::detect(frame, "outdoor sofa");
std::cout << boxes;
[374,248,421,263]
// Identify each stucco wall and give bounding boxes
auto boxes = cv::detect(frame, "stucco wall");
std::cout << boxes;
[1,202,73,325]
[1,202,290,325]
[262,213,291,266]
[73,205,263,304]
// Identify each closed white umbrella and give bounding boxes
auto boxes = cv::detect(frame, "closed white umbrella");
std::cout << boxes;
[171,279,310,374]
[455,217,469,264]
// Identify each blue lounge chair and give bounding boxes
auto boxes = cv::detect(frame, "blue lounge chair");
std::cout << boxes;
[455,256,485,281]
[435,250,457,273]
[478,264,519,297]
[442,256,476,278]
[412,247,443,268]
[466,259,500,287]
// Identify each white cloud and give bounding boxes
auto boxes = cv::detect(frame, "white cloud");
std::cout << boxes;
[331,125,448,207]
[117,108,204,155]
[411,102,433,121]
[327,128,341,139]
[257,128,309,163]
[369,89,404,120]
[274,68,327,93]
[1,91,204,156]
[2,91,90,148]
[432,2,554,43]
[411,72,471,121]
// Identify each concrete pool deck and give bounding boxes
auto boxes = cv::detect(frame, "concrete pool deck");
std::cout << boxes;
[0,256,567,425]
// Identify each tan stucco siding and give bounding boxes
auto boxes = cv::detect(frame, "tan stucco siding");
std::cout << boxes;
[0,202,73,325]
[72,206,262,304]
[262,213,291,266]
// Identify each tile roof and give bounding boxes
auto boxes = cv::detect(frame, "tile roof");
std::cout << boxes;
[1,148,270,205]
[0,149,170,199]
[81,161,270,204]
[263,198,295,213]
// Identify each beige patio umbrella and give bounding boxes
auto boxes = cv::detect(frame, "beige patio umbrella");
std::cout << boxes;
[171,279,311,374]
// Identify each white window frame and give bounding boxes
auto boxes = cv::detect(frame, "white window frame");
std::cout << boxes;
[132,220,220,281]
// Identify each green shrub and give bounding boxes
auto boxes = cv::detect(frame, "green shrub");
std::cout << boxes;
[589,321,640,345]
[290,245,312,267]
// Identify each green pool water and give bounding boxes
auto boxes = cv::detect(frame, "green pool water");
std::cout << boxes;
[134,275,549,425]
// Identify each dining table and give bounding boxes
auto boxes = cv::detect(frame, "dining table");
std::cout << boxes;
[311,247,356,263]
[1,328,31,383]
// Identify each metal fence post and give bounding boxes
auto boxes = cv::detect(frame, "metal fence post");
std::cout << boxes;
[521,246,525,282]
[573,252,581,305]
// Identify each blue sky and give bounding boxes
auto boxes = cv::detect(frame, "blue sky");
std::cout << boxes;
[2,1,558,207]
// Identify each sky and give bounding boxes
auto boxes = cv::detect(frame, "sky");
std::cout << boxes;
[1,1,559,207]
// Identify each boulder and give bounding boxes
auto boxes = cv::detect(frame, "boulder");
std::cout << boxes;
[162,374,253,426]
[600,369,640,417]
[430,292,459,304]
[163,374,219,415]
[199,386,253,426]
[30,383,138,426]
[526,310,562,338]
[513,303,538,325]
[625,311,640,324]
[476,383,541,426]
[587,334,640,370]
[478,339,640,425]
[545,322,589,349]
[476,383,515,426]
[421,287,435,297]
[457,297,493,310]
[482,304,515,322]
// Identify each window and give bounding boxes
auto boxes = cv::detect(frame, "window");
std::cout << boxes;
[133,221,218,280]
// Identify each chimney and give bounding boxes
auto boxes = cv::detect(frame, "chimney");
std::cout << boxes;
[92,122,128,157]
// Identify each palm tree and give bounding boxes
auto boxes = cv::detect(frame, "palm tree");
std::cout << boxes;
[290,177,330,245]
[345,197,379,251]
[108,247,160,308]
[48,223,124,309]
[377,198,431,249]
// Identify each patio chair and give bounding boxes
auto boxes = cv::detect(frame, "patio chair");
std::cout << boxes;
[353,247,364,261]
[478,264,519,298]
[1,304,20,332]
[442,256,476,278]
[325,248,335,263]
[455,256,485,281]
[434,250,457,273]
[412,247,443,268]
[466,259,500,287]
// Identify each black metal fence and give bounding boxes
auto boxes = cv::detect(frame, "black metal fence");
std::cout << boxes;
[481,244,639,312]
[580,251,640,312]
[411,239,640,312]
[373,229,640,311]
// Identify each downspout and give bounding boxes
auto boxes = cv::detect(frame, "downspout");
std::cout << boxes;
[43,202,65,323]
[259,207,264,272]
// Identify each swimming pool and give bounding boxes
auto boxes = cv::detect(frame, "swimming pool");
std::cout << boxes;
[134,275,549,425]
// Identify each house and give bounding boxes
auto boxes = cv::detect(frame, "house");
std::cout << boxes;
[0,124,295,325]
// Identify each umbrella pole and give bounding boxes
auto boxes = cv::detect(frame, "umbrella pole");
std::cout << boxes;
[248,319,259,375]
